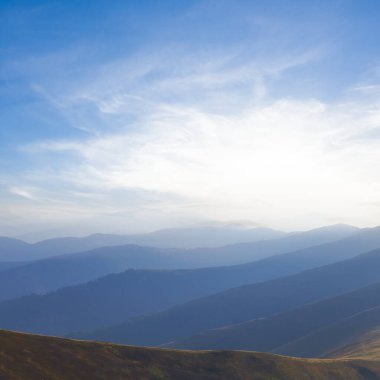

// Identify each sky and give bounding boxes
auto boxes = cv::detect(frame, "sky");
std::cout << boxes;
[2,0,380,238]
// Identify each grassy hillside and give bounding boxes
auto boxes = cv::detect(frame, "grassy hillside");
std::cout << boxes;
[330,327,380,360]
[1,330,380,380]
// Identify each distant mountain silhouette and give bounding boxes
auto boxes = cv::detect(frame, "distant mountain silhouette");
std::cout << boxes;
[0,224,364,302]
[0,245,188,301]
[186,224,361,266]
[0,236,30,261]
[0,226,285,261]
[0,224,358,261]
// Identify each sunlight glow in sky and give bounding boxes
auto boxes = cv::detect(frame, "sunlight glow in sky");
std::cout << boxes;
[2,0,380,237]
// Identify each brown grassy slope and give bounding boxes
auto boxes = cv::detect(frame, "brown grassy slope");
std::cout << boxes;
[1,330,380,380]
[329,327,380,361]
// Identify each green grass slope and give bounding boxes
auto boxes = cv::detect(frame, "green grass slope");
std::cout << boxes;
[1,329,380,380]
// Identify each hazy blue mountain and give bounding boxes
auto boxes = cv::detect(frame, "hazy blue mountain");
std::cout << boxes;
[78,247,380,347]
[0,226,378,337]
[0,226,285,261]
[190,224,361,266]
[276,303,380,359]
[0,224,358,262]
[0,224,364,302]
[0,237,30,260]
[0,268,251,335]
[167,280,380,359]
[0,244,198,302]
[114,226,287,248]
[167,273,380,353]
[0,261,27,272]
[29,227,285,257]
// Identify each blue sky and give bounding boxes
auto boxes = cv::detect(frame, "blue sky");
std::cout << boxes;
[2,0,380,238]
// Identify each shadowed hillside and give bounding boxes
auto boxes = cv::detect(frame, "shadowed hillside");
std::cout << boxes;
[168,280,380,354]
[76,247,380,346]
[1,330,380,380]
[278,306,380,359]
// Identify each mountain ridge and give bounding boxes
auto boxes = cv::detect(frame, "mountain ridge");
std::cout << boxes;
[78,245,380,347]
[0,224,368,303]
[0,224,358,262]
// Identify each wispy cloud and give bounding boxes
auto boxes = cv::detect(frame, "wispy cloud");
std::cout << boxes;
[8,44,380,234]
[3,0,380,236]
[8,187,38,201]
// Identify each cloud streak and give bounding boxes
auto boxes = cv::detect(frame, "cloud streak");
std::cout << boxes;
[7,46,380,234]
[3,1,380,236]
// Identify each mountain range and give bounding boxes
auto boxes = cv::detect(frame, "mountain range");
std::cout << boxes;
[0,224,362,302]
[0,224,376,335]
[0,226,286,261]
[166,273,380,354]
[77,245,380,346]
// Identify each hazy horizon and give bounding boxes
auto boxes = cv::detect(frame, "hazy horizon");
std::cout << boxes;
[2,221,365,244]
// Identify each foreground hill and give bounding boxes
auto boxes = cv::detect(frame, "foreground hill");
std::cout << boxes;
[78,247,380,346]
[330,326,380,360]
[0,330,380,380]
